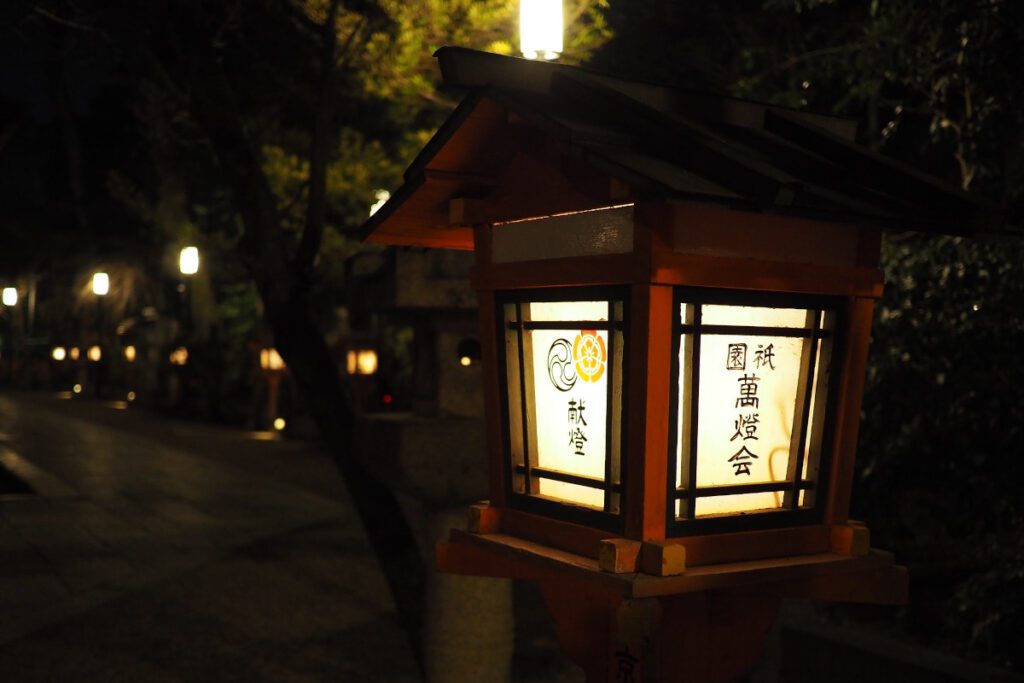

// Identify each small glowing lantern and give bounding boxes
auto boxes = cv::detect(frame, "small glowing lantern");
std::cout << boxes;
[92,272,109,296]
[363,49,987,680]
[457,337,481,367]
[124,345,137,362]
[87,345,102,362]
[179,246,200,275]
[519,0,562,61]
[52,346,67,361]
[169,346,188,365]
[69,347,81,361]
[1,287,16,307]
[260,348,285,371]
[346,349,378,376]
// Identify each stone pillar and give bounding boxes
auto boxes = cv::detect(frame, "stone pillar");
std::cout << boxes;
[423,508,514,683]
[354,414,515,683]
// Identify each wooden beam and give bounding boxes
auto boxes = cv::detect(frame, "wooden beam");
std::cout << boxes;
[825,297,876,524]
[474,282,508,506]
[471,253,639,291]
[424,168,498,186]
[501,507,615,560]
[651,251,884,298]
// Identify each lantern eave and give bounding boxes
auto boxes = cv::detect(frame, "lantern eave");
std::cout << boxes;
[362,47,992,250]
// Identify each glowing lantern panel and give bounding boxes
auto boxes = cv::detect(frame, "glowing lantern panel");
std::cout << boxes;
[169,347,189,366]
[346,349,378,375]
[260,348,285,371]
[671,296,836,523]
[503,296,624,514]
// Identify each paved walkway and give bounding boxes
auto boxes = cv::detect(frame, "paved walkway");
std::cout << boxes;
[0,392,419,681]
[2,392,1017,682]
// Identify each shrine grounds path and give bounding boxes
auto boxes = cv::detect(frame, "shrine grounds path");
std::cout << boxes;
[0,391,422,682]
[2,391,1017,683]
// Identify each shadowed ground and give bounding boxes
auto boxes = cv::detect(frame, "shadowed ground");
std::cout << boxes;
[0,392,578,682]
[0,392,420,681]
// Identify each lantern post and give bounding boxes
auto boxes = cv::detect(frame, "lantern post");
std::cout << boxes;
[91,272,109,398]
[2,286,17,385]
[362,48,987,682]
[178,246,200,334]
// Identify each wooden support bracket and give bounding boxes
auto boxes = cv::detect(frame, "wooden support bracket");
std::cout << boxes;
[467,503,501,534]
[641,541,686,577]
[599,539,642,574]
[831,520,870,556]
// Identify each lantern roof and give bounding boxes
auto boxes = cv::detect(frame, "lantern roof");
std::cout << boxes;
[363,47,991,250]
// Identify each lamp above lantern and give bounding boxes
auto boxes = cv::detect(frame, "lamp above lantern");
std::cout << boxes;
[519,0,562,61]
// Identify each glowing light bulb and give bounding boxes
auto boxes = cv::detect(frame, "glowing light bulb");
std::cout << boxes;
[520,0,562,61]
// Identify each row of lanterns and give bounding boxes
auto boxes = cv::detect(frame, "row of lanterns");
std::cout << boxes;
[2,246,197,307]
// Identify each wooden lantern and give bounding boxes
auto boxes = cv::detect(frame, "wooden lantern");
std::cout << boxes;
[363,48,984,682]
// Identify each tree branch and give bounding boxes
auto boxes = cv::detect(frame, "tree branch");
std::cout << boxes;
[32,6,100,33]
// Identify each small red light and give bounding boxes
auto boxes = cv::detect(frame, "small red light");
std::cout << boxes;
[382,393,393,405]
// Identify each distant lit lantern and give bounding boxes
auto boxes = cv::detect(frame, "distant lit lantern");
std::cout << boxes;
[363,49,986,681]
[92,272,109,296]
[72,383,82,394]
[51,347,67,361]
[519,0,562,60]
[1,287,16,307]
[273,417,286,431]
[169,346,188,366]
[87,345,102,362]
[457,338,481,368]
[346,349,378,375]
[260,348,285,371]
[179,246,200,276]
[127,391,137,401]
[69,347,81,361]
[124,345,137,362]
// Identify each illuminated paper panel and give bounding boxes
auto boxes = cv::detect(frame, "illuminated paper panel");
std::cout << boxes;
[530,326,609,508]
[675,300,833,520]
[504,298,623,512]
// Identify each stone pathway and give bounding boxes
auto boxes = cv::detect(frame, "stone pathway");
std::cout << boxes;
[0,392,418,681]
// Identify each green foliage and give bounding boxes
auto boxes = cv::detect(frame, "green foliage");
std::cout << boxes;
[359,0,610,118]
[856,233,1024,667]
[593,0,1022,667]
[216,279,262,391]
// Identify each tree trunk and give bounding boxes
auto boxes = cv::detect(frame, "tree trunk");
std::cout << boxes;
[169,8,428,672]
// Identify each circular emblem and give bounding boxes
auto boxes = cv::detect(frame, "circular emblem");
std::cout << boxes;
[546,338,577,392]
[573,330,606,383]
